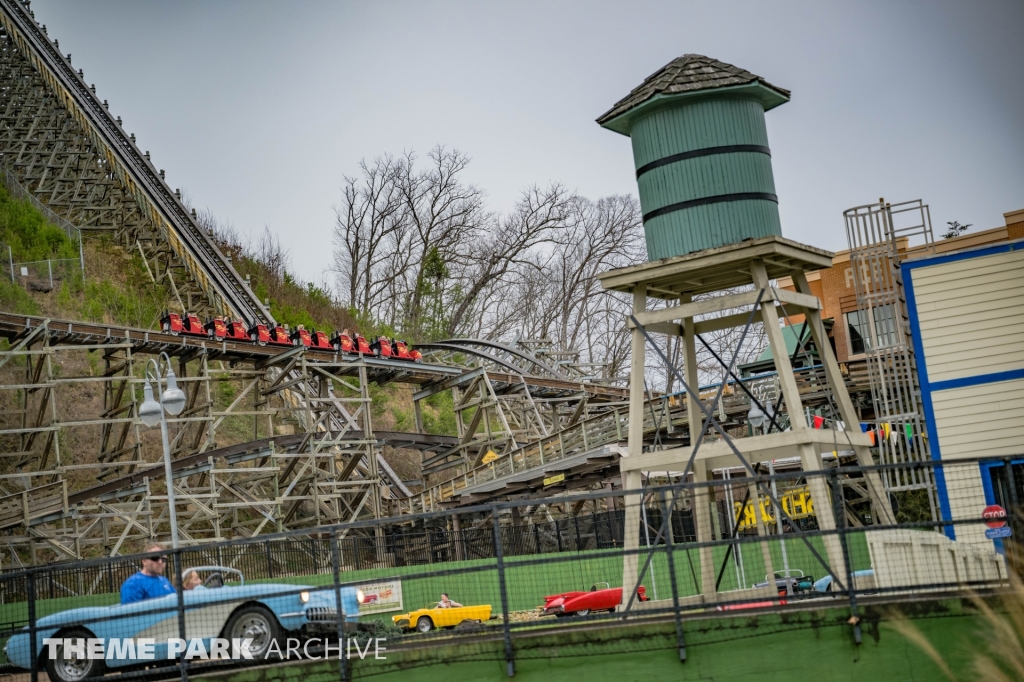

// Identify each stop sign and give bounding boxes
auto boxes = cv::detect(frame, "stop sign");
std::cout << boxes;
[982,505,1007,529]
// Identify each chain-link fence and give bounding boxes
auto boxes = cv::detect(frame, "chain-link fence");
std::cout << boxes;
[1,163,86,288]
[0,454,1018,681]
[1,255,82,292]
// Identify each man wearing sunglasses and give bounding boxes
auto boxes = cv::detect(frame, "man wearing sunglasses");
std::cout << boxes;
[120,542,177,604]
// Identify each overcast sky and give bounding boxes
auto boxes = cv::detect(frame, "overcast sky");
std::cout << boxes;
[32,0,1024,281]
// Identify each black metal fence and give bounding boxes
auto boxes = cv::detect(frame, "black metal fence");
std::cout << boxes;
[1,455,1020,682]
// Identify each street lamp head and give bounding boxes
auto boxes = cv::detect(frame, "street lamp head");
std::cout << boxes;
[747,402,766,429]
[161,367,186,416]
[139,380,163,427]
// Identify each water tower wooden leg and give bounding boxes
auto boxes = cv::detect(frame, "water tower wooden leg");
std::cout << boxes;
[681,308,717,600]
[749,481,776,585]
[692,459,718,599]
[752,261,808,430]
[621,285,646,604]
[792,272,894,525]
[799,445,847,575]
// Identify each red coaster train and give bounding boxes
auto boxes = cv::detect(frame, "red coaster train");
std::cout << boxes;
[160,311,422,362]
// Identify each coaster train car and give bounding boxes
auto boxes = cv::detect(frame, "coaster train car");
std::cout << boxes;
[159,312,422,362]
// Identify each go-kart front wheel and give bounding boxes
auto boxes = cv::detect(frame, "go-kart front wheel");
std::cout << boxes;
[416,616,434,633]
[225,605,280,659]
[45,628,104,682]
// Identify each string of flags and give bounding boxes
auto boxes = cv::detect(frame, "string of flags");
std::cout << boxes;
[804,412,920,448]
[860,421,917,447]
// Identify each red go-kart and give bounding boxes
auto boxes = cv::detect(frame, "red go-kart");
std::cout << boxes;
[542,583,648,617]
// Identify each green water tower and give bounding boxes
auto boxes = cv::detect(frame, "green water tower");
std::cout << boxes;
[598,54,790,261]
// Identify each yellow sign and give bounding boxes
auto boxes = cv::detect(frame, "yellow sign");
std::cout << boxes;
[543,473,565,487]
[734,486,816,530]
[481,450,498,464]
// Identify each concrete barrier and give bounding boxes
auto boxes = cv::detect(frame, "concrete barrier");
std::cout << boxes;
[867,529,1006,592]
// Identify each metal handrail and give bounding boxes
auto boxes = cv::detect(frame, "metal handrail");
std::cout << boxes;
[411,403,643,514]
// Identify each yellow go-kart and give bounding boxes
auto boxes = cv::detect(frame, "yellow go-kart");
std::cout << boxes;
[392,603,492,633]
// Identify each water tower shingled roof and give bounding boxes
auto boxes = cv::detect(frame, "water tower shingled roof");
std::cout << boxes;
[597,54,791,131]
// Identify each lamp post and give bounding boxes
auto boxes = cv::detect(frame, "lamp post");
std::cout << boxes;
[138,353,187,549]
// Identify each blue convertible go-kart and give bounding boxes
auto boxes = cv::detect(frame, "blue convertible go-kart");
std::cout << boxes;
[4,566,364,682]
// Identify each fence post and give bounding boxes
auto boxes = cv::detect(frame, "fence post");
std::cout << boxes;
[330,531,349,682]
[829,470,861,645]
[47,260,53,289]
[265,540,274,579]
[491,507,515,677]
[6,244,12,282]
[172,549,189,682]
[1004,457,1020,571]
[658,489,687,663]
[28,571,38,682]
[78,229,85,278]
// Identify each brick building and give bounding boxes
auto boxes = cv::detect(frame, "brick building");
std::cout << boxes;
[779,208,1024,366]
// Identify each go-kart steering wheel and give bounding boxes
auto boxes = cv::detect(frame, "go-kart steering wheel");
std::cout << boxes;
[203,572,224,588]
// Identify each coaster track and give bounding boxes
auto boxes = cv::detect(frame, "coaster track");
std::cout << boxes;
[0,312,629,399]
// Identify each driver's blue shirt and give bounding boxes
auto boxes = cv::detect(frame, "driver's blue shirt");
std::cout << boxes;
[120,571,176,604]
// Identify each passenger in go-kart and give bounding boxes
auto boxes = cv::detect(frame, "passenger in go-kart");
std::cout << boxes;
[437,593,462,608]
[182,569,204,590]
[120,543,176,604]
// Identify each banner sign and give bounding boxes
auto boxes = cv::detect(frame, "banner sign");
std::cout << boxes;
[735,486,816,530]
[355,579,403,614]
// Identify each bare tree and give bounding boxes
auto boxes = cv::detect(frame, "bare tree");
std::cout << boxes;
[471,195,645,380]
[332,155,408,316]
[445,183,574,336]
[397,146,489,337]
